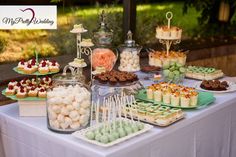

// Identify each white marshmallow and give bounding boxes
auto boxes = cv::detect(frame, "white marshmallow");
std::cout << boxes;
[57,114,65,123]
[80,100,90,108]
[64,117,73,126]
[69,110,79,119]
[61,106,70,115]
[52,105,61,114]
[72,115,80,121]
[79,108,87,115]
[80,115,89,125]
[60,122,69,130]
[70,122,81,129]
[48,110,57,120]
[66,105,74,111]
[50,120,60,129]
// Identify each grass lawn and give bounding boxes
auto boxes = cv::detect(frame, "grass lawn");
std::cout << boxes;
[0,2,199,63]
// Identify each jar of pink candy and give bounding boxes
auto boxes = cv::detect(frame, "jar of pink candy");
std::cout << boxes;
[91,10,117,72]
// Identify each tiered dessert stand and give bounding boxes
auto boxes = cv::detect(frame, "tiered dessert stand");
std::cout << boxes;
[156,12,182,56]
[65,24,94,81]
[2,51,59,116]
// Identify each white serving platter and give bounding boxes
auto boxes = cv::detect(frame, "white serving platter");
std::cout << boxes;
[72,119,153,147]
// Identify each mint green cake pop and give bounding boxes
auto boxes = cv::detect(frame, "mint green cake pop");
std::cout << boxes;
[100,135,109,144]
[108,134,116,142]
[95,133,102,141]
[117,127,126,138]
[85,131,95,140]
[131,124,139,132]
[124,126,133,135]
[112,132,119,139]
[137,122,144,130]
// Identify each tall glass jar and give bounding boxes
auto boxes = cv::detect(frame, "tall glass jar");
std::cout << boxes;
[91,10,117,72]
[118,31,142,72]
[47,73,91,133]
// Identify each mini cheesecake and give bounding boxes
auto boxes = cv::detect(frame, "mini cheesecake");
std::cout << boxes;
[40,59,50,65]
[38,62,49,74]
[30,61,38,71]
[42,76,52,84]
[17,60,26,70]
[5,85,16,95]
[24,64,36,74]
[31,78,37,85]
[38,89,46,98]
[20,79,28,87]
[14,82,22,91]
[49,60,59,66]
[28,57,36,65]
[28,88,38,97]
[16,87,27,98]
[49,63,60,73]
[8,80,17,87]
[26,83,35,90]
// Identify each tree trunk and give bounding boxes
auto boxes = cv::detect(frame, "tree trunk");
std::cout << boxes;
[208,1,221,24]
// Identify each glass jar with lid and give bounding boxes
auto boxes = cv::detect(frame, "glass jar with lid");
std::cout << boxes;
[91,10,117,72]
[118,31,142,72]
[47,69,91,134]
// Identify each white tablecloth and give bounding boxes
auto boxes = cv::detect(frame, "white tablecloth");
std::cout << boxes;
[1,79,236,157]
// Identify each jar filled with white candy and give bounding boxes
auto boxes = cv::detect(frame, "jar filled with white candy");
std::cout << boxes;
[118,30,142,72]
[47,73,91,133]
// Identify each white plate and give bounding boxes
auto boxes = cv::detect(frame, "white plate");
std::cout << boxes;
[194,81,236,94]
[72,119,153,147]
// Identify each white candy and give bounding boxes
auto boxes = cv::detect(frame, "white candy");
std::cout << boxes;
[52,105,61,114]
[72,115,80,121]
[61,106,69,115]
[70,122,80,129]
[69,110,79,119]
[50,120,60,129]
[60,122,69,130]
[48,110,57,120]
[80,115,89,125]
[66,105,74,111]
[64,117,73,126]
[57,114,65,123]
[79,108,87,115]
[63,97,73,105]
[80,100,90,108]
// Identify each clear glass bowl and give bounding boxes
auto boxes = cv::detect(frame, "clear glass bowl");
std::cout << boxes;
[47,74,91,134]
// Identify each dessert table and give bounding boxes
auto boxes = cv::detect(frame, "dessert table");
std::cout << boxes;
[1,78,236,157]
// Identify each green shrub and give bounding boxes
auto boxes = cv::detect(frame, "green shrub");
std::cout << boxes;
[0,37,7,53]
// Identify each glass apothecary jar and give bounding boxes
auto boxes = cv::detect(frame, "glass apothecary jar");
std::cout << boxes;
[118,31,142,72]
[47,73,91,134]
[91,11,117,72]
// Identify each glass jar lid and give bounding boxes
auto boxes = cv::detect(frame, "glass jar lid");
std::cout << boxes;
[93,10,113,46]
[120,30,142,50]
[125,30,136,47]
